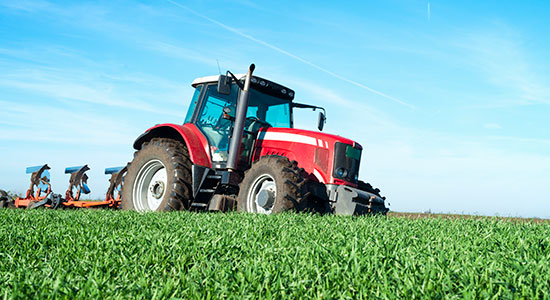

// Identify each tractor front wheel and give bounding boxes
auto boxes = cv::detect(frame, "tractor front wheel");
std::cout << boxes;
[237,156,306,214]
[122,138,192,212]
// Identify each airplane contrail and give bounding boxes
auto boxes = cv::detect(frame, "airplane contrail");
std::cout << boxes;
[165,0,414,109]
[428,1,431,21]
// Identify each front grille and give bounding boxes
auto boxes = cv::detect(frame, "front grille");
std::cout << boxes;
[332,142,361,183]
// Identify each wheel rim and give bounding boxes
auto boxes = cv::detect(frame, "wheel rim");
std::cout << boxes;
[247,174,276,214]
[133,159,167,212]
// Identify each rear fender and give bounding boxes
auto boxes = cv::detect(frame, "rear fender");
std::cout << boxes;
[133,123,212,168]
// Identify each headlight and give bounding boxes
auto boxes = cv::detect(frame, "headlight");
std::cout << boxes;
[333,142,361,183]
[336,168,348,178]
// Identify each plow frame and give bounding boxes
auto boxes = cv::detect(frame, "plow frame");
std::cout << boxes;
[14,164,52,208]
[11,164,128,210]
[60,165,127,209]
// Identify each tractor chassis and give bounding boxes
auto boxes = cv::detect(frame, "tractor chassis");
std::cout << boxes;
[326,185,389,215]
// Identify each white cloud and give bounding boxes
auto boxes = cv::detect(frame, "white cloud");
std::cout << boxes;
[0,0,51,12]
[285,77,550,218]
[453,25,550,106]
[0,64,187,117]
[0,100,136,146]
[364,130,550,218]
[483,123,501,130]
[165,0,414,109]
[144,41,220,68]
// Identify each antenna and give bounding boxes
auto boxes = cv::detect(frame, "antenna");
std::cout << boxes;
[216,59,222,75]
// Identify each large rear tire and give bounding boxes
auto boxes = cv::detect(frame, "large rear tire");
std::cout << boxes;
[122,138,192,212]
[237,156,306,214]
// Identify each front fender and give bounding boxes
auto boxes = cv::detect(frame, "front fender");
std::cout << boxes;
[133,123,212,168]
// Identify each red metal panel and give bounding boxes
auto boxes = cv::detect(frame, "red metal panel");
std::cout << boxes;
[181,123,212,168]
[143,123,212,168]
[253,127,360,186]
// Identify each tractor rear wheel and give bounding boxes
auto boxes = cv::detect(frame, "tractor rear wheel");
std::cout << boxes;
[237,156,306,214]
[122,138,192,212]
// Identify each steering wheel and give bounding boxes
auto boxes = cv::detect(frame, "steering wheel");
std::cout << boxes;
[214,119,232,136]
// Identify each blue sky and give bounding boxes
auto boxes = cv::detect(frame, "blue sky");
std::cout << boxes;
[1,0,548,217]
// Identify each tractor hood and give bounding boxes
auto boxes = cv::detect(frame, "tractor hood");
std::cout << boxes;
[257,127,362,151]
[253,127,363,185]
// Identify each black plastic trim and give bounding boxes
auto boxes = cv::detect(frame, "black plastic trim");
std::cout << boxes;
[332,142,361,183]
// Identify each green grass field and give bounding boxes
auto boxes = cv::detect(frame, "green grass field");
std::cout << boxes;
[1,209,549,299]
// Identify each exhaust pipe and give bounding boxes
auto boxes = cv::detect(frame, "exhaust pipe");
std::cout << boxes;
[226,63,255,172]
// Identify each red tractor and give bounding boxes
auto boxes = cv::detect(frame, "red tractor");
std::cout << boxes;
[122,64,388,215]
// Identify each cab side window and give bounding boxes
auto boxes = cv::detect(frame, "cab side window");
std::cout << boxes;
[184,86,203,124]
[196,84,239,162]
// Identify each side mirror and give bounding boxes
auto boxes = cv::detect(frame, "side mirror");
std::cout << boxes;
[217,75,231,95]
[318,111,326,131]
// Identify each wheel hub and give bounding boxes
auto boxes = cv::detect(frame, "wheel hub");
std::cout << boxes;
[247,174,276,214]
[132,159,167,212]
[256,188,275,208]
[150,181,165,199]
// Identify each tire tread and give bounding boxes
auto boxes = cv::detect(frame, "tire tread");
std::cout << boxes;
[122,138,193,211]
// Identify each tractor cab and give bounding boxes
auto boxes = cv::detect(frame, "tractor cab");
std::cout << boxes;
[187,74,297,166]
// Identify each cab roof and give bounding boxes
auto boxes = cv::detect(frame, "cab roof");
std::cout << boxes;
[191,74,245,87]
[191,74,295,101]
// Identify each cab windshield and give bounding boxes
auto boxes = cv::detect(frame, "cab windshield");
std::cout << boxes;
[193,84,291,162]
